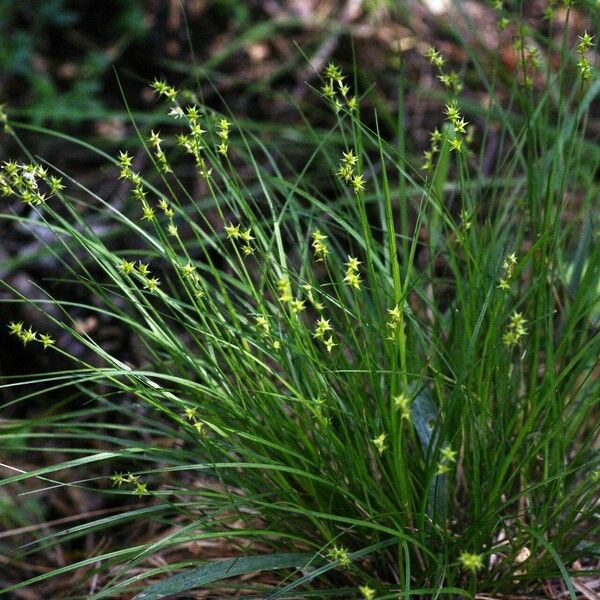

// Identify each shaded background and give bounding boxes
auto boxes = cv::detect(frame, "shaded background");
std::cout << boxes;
[2,0,595,380]
[1,1,598,595]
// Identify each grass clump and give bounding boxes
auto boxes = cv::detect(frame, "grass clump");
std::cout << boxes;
[1,10,599,599]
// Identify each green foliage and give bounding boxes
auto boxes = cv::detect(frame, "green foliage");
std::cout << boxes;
[0,0,148,123]
[0,6,599,599]
[135,553,319,599]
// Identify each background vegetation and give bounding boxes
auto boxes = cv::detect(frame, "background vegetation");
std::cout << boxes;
[1,1,599,598]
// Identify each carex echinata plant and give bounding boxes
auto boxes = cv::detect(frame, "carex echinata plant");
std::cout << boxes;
[1,6,599,598]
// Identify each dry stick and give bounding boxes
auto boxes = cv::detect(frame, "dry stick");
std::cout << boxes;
[572,579,600,600]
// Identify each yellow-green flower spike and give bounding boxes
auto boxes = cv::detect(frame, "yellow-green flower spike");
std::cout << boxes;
[324,63,344,82]
[372,433,387,455]
[134,481,149,497]
[311,229,329,261]
[111,472,126,487]
[342,150,358,166]
[277,278,293,303]
[119,260,136,275]
[137,262,151,277]
[20,326,37,345]
[314,317,332,339]
[141,204,156,221]
[327,545,351,567]
[343,270,361,290]
[224,222,241,239]
[8,321,24,336]
[240,228,254,243]
[144,277,160,292]
[359,585,376,600]
[290,299,306,314]
[458,551,484,573]
[180,262,196,278]
[394,394,411,420]
[503,311,528,347]
[256,316,270,335]
[351,173,366,193]
[39,333,55,349]
[441,446,457,462]
[345,256,361,271]
[323,336,336,353]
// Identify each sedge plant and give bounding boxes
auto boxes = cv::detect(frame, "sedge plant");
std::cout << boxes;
[0,8,599,599]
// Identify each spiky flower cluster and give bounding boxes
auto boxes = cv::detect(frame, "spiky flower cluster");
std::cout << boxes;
[372,432,387,456]
[277,277,305,314]
[216,118,231,156]
[527,46,542,72]
[542,3,555,22]
[343,256,362,290]
[255,315,270,336]
[327,545,352,567]
[311,229,329,261]
[577,32,595,81]
[437,445,457,475]
[422,127,443,171]
[290,298,306,314]
[150,78,177,102]
[459,210,472,234]
[0,161,64,206]
[359,585,375,600]
[313,316,331,338]
[118,259,161,293]
[513,36,544,88]
[255,314,280,349]
[224,222,255,256]
[444,101,469,153]
[492,1,510,30]
[336,150,365,194]
[458,551,484,573]
[498,252,518,291]
[422,92,471,170]
[503,310,527,347]
[151,78,234,180]
[184,405,205,434]
[302,284,324,312]
[425,46,462,94]
[179,260,204,299]
[542,0,577,22]
[309,396,330,424]
[386,304,403,341]
[314,316,336,353]
[177,104,210,177]
[111,472,149,498]
[393,393,411,420]
[117,151,166,226]
[321,63,357,113]
[277,277,293,303]
[148,130,172,174]
[8,322,55,349]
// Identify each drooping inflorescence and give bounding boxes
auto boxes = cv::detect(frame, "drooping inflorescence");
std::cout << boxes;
[0,161,64,206]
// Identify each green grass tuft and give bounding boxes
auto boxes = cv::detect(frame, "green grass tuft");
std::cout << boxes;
[1,9,599,598]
